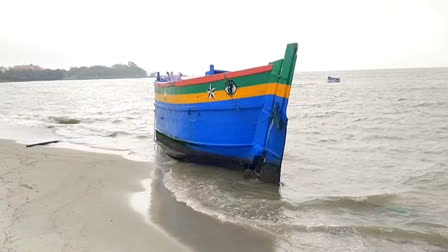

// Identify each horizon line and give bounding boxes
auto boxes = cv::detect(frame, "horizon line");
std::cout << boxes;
[2,63,447,75]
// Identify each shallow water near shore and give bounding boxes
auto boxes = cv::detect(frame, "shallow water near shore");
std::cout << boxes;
[1,68,448,250]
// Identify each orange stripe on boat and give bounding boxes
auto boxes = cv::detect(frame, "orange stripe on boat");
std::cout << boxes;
[155,83,290,104]
[155,65,273,88]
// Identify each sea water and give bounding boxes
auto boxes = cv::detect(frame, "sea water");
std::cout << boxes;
[1,68,447,251]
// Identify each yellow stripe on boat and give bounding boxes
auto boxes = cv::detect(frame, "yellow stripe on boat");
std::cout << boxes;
[156,83,291,104]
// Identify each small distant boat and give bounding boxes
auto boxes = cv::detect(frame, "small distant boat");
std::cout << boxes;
[328,76,340,83]
[154,43,298,184]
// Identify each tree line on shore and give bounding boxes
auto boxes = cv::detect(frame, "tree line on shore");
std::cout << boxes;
[0,62,147,82]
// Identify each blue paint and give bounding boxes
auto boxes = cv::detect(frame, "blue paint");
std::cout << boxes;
[205,64,228,76]
[155,44,298,183]
[155,94,289,167]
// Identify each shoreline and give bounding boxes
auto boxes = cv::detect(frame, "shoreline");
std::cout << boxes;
[0,76,153,84]
[0,121,141,162]
[151,167,277,252]
[0,139,190,251]
[0,123,278,251]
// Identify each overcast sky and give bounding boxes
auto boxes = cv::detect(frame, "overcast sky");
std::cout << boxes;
[1,0,447,73]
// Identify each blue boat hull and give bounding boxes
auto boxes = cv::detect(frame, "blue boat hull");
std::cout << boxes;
[154,43,298,184]
[155,94,289,183]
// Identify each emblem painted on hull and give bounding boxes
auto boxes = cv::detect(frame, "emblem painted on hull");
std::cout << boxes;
[207,84,216,100]
[225,80,237,95]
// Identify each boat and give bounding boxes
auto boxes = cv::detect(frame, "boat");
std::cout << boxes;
[154,43,298,184]
[327,76,340,83]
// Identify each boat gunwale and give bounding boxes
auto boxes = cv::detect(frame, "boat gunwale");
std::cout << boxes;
[155,64,273,88]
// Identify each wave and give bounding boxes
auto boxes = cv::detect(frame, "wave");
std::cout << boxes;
[402,164,448,188]
[281,193,402,212]
[361,134,405,141]
[415,101,448,107]
[352,117,369,122]
[281,224,448,248]
[318,138,338,143]
[302,111,343,118]
[161,181,448,249]
[49,116,81,124]
[107,131,130,137]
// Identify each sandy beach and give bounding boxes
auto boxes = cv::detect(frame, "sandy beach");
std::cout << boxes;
[0,139,277,252]
[0,139,189,252]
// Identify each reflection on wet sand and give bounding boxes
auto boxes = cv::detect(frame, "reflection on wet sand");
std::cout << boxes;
[150,153,279,252]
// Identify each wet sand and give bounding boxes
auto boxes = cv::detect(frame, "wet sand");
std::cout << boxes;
[0,139,189,252]
[150,167,276,252]
[0,139,276,252]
